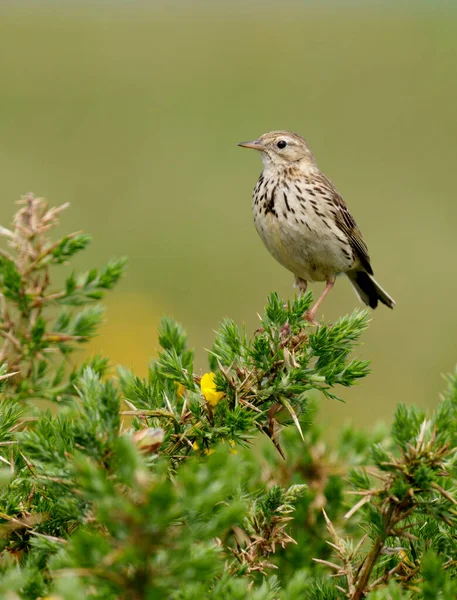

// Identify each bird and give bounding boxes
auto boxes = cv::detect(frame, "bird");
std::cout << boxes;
[238,130,395,323]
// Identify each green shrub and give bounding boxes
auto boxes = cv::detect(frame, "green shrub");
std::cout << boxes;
[0,195,456,599]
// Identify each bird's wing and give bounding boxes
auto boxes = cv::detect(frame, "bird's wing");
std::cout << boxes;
[316,173,373,275]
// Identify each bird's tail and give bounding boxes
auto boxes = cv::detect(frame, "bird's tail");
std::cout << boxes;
[347,270,395,309]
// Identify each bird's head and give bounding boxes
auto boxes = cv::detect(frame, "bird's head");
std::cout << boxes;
[238,131,316,170]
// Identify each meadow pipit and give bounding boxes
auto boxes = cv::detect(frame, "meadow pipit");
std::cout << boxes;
[239,131,395,322]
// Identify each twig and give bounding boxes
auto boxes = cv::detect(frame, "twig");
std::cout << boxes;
[352,503,396,600]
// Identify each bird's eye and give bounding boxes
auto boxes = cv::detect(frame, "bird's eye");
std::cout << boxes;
[277,140,287,149]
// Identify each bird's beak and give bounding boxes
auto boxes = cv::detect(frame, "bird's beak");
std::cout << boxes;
[237,139,265,151]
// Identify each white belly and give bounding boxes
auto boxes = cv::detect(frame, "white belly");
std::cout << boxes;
[253,194,354,282]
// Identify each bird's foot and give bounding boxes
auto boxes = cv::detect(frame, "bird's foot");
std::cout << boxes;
[302,278,335,326]
[303,311,318,326]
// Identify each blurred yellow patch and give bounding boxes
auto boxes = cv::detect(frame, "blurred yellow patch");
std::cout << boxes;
[200,372,224,406]
[84,292,163,376]
[192,441,199,451]
[176,383,186,398]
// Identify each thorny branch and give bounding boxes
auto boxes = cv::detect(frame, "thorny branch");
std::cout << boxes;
[318,418,457,598]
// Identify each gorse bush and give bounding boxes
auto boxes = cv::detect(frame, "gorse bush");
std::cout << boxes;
[0,196,456,599]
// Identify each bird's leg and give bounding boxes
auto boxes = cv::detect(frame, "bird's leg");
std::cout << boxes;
[305,278,336,324]
[294,276,308,295]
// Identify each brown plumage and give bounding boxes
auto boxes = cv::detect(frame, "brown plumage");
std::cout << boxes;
[238,130,395,322]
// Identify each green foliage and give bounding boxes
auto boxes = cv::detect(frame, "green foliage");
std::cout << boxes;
[0,194,126,403]
[1,196,457,599]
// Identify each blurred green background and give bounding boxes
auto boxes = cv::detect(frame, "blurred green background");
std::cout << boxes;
[0,1,456,436]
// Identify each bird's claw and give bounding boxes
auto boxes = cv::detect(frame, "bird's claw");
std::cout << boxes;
[303,311,318,326]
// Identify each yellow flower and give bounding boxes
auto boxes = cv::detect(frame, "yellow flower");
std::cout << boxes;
[200,372,225,406]
[176,383,186,398]
[192,441,214,455]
